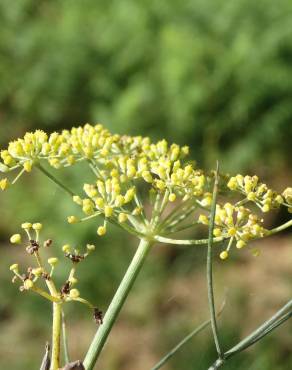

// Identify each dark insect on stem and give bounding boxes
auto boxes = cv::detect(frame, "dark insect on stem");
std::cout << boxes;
[93,308,103,325]
[61,281,71,296]
[41,272,51,280]
[65,253,85,263]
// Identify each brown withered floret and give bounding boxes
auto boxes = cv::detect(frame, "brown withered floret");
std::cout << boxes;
[26,240,40,255]
[41,272,51,280]
[60,281,71,296]
[44,239,53,248]
[93,307,103,325]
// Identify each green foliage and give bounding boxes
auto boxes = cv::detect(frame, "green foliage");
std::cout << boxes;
[1,0,292,170]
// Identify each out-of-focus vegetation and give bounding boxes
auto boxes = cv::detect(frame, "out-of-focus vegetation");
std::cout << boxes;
[0,1,291,369]
[1,0,292,171]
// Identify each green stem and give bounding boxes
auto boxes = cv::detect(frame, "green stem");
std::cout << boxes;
[154,235,223,245]
[153,217,292,246]
[62,310,70,364]
[224,299,292,358]
[208,299,292,369]
[51,302,62,370]
[268,219,292,235]
[36,164,75,197]
[207,163,223,358]
[83,238,152,370]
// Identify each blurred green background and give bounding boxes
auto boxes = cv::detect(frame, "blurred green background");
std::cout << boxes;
[0,1,291,369]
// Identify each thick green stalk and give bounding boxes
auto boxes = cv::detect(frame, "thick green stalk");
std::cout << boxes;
[51,302,62,370]
[207,163,223,358]
[62,310,70,364]
[83,238,152,370]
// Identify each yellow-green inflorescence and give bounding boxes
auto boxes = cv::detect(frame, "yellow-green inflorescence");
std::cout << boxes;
[2,124,292,259]
[9,222,97,310]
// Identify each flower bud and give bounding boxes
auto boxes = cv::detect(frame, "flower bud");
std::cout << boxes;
[24,279,34,290]
[86,244,96,251]
[32,223,43,231]
[219,251,229,260]
[0,178,9,191]
[118,213,128,223]
[62,244,71,253]
[168,193,176,202]
[67,216,79,224]
[10,234,22,244]
[69,289,80,299]
[97,226,106,236]
[21,222,32,230]
[48,257,59,266]
[9,263,19,272]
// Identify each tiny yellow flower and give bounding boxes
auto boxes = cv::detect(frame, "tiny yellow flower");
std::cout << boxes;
[21,222,32,230]
[23,161,32,172]
[142,171,153,183]
[69,288,80,299]
[23,279,34,290]
[104,206,113,217]
[97,226,106,236]
[73,195,83,205]
[118,212,128,223]
[247,192,257,201]
[227,227,237,237]
[32,267,43,277]
[86,244,96,251]
[168,193,176,202]
[62,244,71,253]
[10,234,22,244]
[262,204,270,213]
[213,228,222,237]
[220,250,229,260]
[9,263,19,272]
[48,257,59,266]
[0,178,9,191]
[236,240,246,249]
[198,214,209,225]
[68,216,79,224]
[32,223,43,231]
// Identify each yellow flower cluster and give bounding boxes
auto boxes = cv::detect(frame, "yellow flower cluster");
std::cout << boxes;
[199,202,267,259]
[0,124,189,174]
[1,123,291,259]
[227,174,286,212]
[282,187,292,212]
[70,176,138,234]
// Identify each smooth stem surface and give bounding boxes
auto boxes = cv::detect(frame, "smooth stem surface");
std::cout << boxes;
[83,238,152,370]
[51,302,62,370]
[208,299,292,369]
[225,299,292,358]
[207,163,223,358]
[62,310,70,364]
